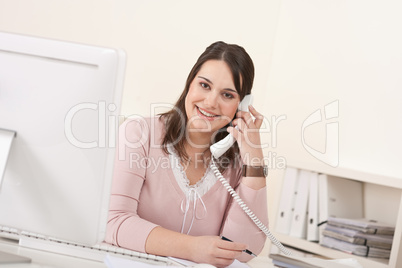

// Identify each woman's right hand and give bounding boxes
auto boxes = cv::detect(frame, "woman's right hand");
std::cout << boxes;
[189,236,247,267]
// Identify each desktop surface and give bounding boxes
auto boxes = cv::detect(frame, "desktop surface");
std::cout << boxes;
[0,238,102,268]
[0,238,274,268]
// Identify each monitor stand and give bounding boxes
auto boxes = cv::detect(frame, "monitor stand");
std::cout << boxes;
[0,129,15,190]
[0,130,28,263]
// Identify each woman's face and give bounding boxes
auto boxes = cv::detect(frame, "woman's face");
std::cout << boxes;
[184,60,240,137]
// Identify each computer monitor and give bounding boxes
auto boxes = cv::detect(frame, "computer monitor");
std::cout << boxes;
[0,32,126,246]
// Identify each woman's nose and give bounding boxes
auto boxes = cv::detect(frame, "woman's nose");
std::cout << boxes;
[204,92,218,108]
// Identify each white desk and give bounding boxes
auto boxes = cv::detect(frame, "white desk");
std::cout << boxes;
[0,238,102,268]
[0,238,275,268]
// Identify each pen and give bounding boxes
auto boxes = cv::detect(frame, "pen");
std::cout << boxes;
[220,236,257,257]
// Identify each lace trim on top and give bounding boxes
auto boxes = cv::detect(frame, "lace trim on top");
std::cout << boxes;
[168,146,217,199]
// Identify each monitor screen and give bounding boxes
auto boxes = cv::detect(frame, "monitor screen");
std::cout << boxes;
[0,32,126,245]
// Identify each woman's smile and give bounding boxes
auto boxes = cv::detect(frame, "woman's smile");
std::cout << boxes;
[196,106,219,120]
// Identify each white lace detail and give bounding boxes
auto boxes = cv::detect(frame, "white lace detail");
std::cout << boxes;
[168,147,217,198]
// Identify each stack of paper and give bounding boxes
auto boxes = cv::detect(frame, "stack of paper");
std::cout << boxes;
[317,175,364,243]
[326,217,395,235]
[323,225,393,250]
[320,217,395,259]
[321,236,391,259]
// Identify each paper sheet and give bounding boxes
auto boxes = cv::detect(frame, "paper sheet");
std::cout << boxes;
[104,254,250,268]
[104,254,168,268]
[168,257,249,268]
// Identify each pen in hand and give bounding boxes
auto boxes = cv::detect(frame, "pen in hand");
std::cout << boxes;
[220,236,257,257]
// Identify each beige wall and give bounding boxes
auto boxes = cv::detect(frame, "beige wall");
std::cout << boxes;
[0,0,281,117]
[0,0,282,255]
[266,0,402,179]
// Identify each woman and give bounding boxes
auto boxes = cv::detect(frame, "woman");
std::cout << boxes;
[106,41,268,267]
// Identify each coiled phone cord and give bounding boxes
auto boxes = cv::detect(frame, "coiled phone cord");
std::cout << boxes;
[210,157,292,256]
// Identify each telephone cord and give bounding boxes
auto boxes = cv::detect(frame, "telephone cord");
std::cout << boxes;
[210,158,292,256]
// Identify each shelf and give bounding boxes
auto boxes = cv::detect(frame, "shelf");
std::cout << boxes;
[271,165,402,267]
[273,232,389,268]
[286,160,402,190]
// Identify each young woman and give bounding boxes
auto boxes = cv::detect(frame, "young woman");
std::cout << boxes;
[105,41,268,267]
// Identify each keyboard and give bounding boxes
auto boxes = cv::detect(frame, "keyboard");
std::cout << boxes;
[0,226,178,266]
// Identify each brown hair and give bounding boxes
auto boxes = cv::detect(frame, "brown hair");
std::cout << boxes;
[160,41,254,169]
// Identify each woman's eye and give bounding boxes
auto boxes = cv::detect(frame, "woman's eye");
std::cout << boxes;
[223,92,234,99]
[200,82,210,89]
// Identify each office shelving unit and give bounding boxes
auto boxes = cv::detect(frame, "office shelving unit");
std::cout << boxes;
[272,160,402,268]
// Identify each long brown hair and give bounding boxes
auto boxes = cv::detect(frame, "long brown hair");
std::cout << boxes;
[160,41,254,170]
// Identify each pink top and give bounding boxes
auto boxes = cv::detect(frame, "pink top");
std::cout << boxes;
[105,117,268,261]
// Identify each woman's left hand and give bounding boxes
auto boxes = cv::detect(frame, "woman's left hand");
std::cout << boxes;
[227,105,265,166]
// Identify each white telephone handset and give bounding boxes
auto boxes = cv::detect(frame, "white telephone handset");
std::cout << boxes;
[209,94,291,256]
[210,94,254,159]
